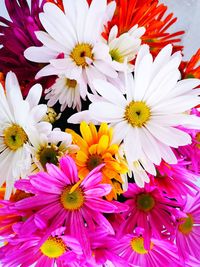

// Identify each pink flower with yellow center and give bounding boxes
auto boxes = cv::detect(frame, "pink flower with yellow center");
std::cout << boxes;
[176,193,200,261]
[14,155,127,254]
[121,183,182,248]
[112,229,200,266]
[0,227,83,267]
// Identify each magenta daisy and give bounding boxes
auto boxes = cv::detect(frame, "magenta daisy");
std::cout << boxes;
[0,227,83,267]
[0,0,48,95]
[84,228,125,266]
[176,193,200,261]
[121,183,182,247]
[14,155,126,254]
[112,229,200,267]
[151,160,199,199]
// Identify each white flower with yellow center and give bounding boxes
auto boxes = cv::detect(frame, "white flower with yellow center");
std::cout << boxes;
[24,0,117,95]
[0,72,50,199]
[45,75,83,112]
[30,129,78,172]
[108,25,145,72]
[69,44,200,187]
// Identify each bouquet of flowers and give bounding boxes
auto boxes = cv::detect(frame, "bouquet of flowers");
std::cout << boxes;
[0,0,200,266]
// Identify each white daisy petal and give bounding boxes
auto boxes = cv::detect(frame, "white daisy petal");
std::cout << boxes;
[89,101,125,122]
[68,110,96,124]
[146,123,191,147]
[140,127,161,165]
[158,142,177,164]
[92,79,127,107]
[42,3,77,46]
[26,84,42,108]
[24,46,58,63]
[35,31,68,53]
[134,53,153,101]
[112,121,130,144]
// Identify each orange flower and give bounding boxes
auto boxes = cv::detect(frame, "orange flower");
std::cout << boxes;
[103,0,184,57]
[67,122,127,200]
[180,49,200,79]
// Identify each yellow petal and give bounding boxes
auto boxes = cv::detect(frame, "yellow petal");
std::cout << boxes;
[76,151,88,163]
[80,122,93,146]
[98,123,108,139]
[89,123,98,143]
[69,180,82,194]
[66,128,88,153]
[97,135,109,155]
[107,144,119,155]
[89,144,98,155]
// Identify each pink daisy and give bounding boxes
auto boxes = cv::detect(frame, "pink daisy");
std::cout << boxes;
[112,228,200,267]
[83,228,125,267]
[121,183,182,248]
[151,160,199,199]
[0,227,83,267]
[176,193,200,261]
[14,155,127,254]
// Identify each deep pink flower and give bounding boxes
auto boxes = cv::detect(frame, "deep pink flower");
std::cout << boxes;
[151,160,199,199]
[176,193,200,261]
[121,183,183,248]
[0,227,83,267]
[82,228,125,267]
[14,156,127,254]
[112,229,200,267]
[0,0,54,95]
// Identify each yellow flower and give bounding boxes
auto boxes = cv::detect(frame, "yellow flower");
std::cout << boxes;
[66,122,127,200]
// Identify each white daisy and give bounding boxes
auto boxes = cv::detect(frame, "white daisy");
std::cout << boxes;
[30,129,78,172]
[24,0,117,95]
[45,75,83,112]
[0,72,50,199]
[69,45,200,183]
[107,25,145,72]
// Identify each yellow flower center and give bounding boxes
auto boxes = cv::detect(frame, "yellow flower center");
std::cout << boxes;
[195,132,200,149]
[70,43,94,67]
[86,154,103,171]
[3,124,28,151]
[39,145,60,170]
[66,78,77,89]
[136,193,155,212]
[43,107,60,124]
[110,49,123,63]
[178,214,194,235]
[40,236,66,258]
[125,101,151,127]
[130,237,152,254]
[60,186,84,210]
